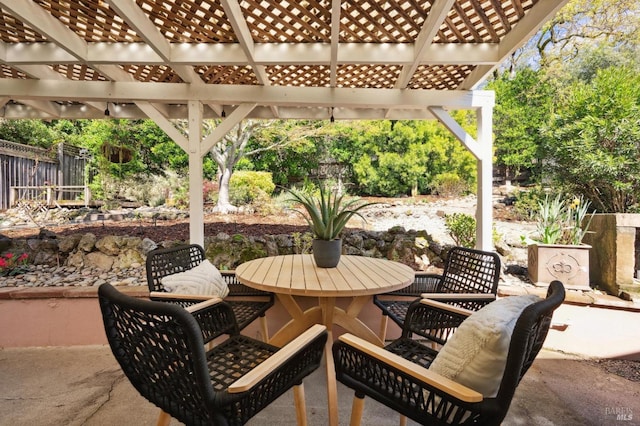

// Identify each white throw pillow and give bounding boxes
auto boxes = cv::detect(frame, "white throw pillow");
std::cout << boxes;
[161,259,229,298]
[429,294,541,397]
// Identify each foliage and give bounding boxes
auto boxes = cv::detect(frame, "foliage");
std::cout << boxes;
[285,184,376,240]
[534,0,640,68]
[511,186,548,221]
[444,213,476,248]
[430,172,471,197]
[0,119,58,148]
[523,194,595,245]
[488,69,554,180]
[338,118,476,197]
[247,120,322,185]
[542,66,640,213]
[292,232,314,254]
[229,171,275,205]
[0,252,29,276]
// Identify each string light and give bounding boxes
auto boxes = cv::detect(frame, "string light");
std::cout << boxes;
[104,102,110,117]
[330,107,334,123]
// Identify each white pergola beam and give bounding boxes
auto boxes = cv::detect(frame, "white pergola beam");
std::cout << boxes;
[19,99,59,117]
[107,0,171,62]
[0,42,500,67]
[429,107,482,159]
[202,103,256,152]
[395,0,456,89]
[136,101,188,151]
[0,79,495,109]
[330,0,341,87]
[0,0,88,61]
[2,103,441,120]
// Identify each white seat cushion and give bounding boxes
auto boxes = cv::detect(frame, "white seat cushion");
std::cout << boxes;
[161,259,229,298]
[429,294,541,397]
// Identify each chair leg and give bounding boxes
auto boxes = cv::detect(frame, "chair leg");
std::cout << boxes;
[378,315,388,342]
[259,315,270,342]
[293,384,307,426]
[350,395,365,426]
[156,410,171,426]
[399,414,407,426]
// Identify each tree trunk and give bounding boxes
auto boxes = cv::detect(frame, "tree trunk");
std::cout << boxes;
[215,165,237,213]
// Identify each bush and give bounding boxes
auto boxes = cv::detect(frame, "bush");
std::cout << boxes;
[229,171,276,205]
[444,213,476,248]
[431,173,469,197]
[512,186,547,221]
[444,212,502,248]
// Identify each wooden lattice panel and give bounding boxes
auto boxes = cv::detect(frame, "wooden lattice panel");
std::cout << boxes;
[135,0,235,42]
[122,65,184,83]
[242,0,331,42]
[51,65,108,81]
[0,65,30,80]
[408,64,473,89]
[336,65,401,88]
[340,0,433,43]
[437,0,538,43]
[35,0,139,42]
[267,65,330,87]
[0,11,47,42]
[196,66,259,85]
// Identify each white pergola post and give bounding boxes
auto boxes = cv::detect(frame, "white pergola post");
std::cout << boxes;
[430,97,495,251]
[188,101,205,246]
[476,105,494,251]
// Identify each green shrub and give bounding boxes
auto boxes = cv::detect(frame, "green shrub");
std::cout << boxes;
[431,173,469,197]
[229,171,275,205]
[512,186,547,221]
[444,213,476,248]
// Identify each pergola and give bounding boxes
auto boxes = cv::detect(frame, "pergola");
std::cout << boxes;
[0,0,568,248]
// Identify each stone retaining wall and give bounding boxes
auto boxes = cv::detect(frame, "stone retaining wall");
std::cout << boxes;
[0,227,448,288]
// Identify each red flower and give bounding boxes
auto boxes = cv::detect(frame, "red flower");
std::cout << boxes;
[4,253,13,260]
[18,253,28,262]
[0,258,7,268]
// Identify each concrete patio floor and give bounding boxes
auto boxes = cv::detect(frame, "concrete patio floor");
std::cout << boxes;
[1,303,639,425]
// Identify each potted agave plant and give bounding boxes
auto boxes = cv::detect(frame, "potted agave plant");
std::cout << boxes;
[522,194,595,290]
[286,185,375,267]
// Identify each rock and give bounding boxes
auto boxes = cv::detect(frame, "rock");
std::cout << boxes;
[85,252,114,271]
[0,234,11,251]
[141,238,157,254]
[58,234,83,252]
[66,251,84,268]
[38,228,58,239]
[95,235,125,256]
[78,233,97,252]
[113,248,144,269]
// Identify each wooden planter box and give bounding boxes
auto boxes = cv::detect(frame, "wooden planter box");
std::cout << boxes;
[528,243,591,291]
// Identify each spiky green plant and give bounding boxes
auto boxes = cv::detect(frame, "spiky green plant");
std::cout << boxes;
[286,185,376,240]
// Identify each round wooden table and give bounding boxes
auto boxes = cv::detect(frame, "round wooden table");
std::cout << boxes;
[236,254,415,426]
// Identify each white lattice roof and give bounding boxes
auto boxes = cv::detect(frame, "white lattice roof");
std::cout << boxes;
[0,0,568,120]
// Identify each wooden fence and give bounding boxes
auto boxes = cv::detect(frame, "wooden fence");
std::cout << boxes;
[0,140,90,210]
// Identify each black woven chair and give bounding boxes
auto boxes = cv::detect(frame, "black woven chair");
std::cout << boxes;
[334,281,565,426]
[99,283,327,426]
[146,244,274,340]
[373,246,501,341]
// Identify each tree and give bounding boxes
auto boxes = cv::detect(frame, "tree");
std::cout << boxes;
[0,119,58,148]
[500,0,640,75]
[543,66,640,213]
[488,68,554,181]
[208,119,318,213]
